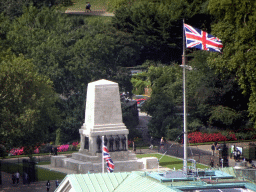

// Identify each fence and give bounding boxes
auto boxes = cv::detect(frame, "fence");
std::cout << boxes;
[0,159,38,184]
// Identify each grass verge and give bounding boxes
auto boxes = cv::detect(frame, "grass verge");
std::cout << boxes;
[136,153,209,170]
[37,167,66,181]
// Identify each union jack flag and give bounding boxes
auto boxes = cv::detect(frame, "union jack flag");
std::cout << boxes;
[184,23,223,52]
[103,145,114,173]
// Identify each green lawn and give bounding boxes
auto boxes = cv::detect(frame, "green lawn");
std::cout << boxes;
[136,154,209,170]
[37,167,66,181]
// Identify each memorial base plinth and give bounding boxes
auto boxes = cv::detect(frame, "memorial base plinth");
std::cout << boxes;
[50,151,156,173]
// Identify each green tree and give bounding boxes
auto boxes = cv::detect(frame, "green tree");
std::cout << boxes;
[186,51,249,130]
[207,0,256,126]
[131,72,150,95]
[141,51,250,138]
[0,0,65,20]
[143,94,181,139]
[112,0,213,64]
[141,64,183,139]
[4,6,138,143]
[0,56,59,153]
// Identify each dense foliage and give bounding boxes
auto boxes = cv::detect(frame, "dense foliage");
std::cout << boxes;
[1,0,256,151]
[208,0,256,126]
[139,51,250,140]
[0,56,58,153]
[0,5,137,146]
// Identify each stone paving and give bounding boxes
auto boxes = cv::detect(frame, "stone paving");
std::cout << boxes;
[0,171,57,192]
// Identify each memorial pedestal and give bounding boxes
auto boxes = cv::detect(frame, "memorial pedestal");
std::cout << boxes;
[51,79,158,173]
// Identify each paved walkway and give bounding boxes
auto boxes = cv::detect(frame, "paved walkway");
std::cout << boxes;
[0,172,57,192]
[65,9,114,16]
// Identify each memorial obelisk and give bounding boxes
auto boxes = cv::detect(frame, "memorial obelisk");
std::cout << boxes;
[79,79,129,155]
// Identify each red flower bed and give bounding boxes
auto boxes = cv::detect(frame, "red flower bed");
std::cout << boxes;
[72,141,79,147]
[128,140,132,147]
[187,131,237,144]
[9,146,40,156]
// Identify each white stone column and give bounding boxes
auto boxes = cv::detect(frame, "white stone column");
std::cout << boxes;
[79,130,85,152]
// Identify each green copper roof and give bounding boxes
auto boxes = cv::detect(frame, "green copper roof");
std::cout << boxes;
[114,172,176,192]
[63,172,177,192]
[60,169,256,192]
[67,172,130,192]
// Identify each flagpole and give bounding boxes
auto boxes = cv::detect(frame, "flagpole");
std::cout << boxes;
[182,18,188,175]
[102,135,104,174]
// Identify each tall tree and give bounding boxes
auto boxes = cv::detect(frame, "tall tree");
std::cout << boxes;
[142,63,183,139]
[207,0,256,126]
[0,56,58,152]
[112,0,212,65]
[187,51,249,130]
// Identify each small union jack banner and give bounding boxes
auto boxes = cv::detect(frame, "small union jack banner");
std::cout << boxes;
[184,23,223,52]
[103,145,114,173]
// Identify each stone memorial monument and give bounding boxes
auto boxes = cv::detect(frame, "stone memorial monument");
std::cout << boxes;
[51,79,158,173]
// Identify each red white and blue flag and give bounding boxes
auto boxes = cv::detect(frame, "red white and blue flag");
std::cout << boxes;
[184,23,223,52]
[103,145,114,173]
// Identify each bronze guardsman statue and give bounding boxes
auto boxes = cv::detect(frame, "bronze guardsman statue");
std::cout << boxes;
[96,136,102,152]
[121,135,127,151]
[115,135,120,151]
[109,135,114,151]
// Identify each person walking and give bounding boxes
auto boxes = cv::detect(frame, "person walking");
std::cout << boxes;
[211,143,215,156]
[85,2,91,12]
[133,141,136,154]
[234,149,238,161]
[160,137,164,152]
[46,180,51,192]
[149,137,154,149]
[15,171,20,184]
[24,172,29,185]
[56,179,60,188]
[237,149,241,161]
[210,157,214,167]
[12,173,16,184]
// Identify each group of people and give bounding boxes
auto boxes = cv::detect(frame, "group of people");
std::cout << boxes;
[148,137,165,151]
[233,148,241,161]
[11,171,20,185]
[46,180,60,191]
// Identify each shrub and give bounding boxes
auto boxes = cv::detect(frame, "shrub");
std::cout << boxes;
[39,144,53,153]
[9,147,24,156]
[57,144,69,152]
[70,141,79,151]
[0,144,7,158]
